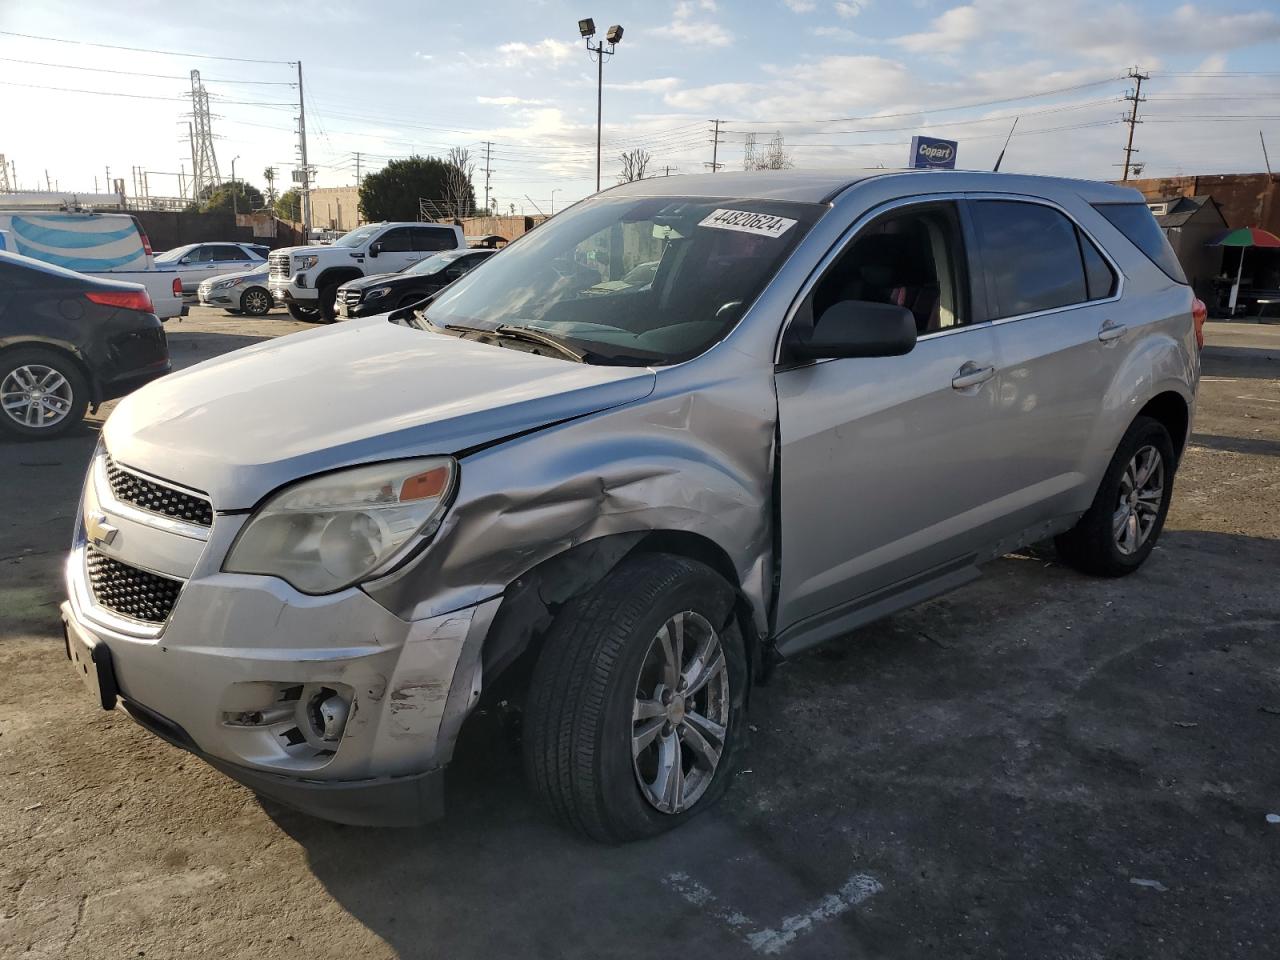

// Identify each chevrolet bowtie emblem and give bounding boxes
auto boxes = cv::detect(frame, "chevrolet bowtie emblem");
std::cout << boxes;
[86,512,118,548]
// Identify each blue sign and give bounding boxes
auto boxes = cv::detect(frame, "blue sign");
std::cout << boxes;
[910,135,958,169]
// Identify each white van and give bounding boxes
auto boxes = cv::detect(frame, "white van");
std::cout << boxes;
[0,209,184,320]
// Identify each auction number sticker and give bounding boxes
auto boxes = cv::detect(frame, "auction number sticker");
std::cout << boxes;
[698,208,797,238]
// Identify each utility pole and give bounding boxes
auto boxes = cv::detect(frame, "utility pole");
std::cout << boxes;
[45,169,51,191]
[1121,67,1148,182]
[706,119,724,172]
[0,154,10,194]
[482,140,493,214]
[354,151,362,185]
[297,60,312,239]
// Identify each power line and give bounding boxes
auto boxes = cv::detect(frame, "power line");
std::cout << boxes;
[0,56,295,84]
[0,30,293,64]
[0,78,292,106]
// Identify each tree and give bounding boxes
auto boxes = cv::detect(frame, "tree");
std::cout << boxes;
[197,180,264,214]
[263,167,278,206]
[359,155,457,222]
[618,148,651,183]
[745,132,793,171]
[274,187,301,222]
[444,146,476,219]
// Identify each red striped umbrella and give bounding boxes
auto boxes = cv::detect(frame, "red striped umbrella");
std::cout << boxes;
[1208,226,1280,248]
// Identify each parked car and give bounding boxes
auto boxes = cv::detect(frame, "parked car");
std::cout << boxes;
[62,170,1197,841]
[154,243,268,299]
[197,264,274,316]
[0,210,185,320]
[0,250,169,439]
[269,222,465,322]
[335,249,496,318]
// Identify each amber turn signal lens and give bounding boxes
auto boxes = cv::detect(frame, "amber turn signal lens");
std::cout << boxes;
[400,466,450,502]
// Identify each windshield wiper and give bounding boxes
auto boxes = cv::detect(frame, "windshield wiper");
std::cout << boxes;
[493,325,585,362]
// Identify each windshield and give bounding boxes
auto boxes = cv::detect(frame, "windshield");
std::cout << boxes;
[405,252,462,276]
[154,244,196,263]
[420,196,822,365]
[333,224,382,248]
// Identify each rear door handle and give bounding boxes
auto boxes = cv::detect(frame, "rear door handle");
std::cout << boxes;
[951,362,996,390]
[1098,320,1127,342]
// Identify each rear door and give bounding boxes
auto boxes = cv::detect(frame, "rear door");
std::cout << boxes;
[412,226,461,257]
[967,196,1124,529]
[774,198,1008,643]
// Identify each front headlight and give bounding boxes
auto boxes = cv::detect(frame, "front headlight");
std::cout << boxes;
[216,278,244,289]
[224,458,456,594]
[294,255,319,271]
[365,286,392,299]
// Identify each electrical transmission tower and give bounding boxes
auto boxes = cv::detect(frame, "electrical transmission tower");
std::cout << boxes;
[188,70,221,201]
[1120,67,1148,182]
[0,154,10,193]
[742,133,757,171]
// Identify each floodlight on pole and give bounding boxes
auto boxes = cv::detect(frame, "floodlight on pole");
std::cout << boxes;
[580,16,623,193]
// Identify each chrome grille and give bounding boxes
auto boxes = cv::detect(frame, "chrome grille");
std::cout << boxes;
[269,252,291,282]
[105,456,213,527]
[85,547,182,625]
[342,288,362,306]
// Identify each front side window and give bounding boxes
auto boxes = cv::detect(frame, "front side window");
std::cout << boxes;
[412,228,457,252]
[420,196,824,365]
[377,228,413,253]
[971,200,1089,318]
[189,246,216,263]
[811,203,968,335]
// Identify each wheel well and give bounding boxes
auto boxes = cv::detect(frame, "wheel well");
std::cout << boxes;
[477,530,760,703]
[315,268,362,290]
[0,341,97,405]
[1137,391,1189,462]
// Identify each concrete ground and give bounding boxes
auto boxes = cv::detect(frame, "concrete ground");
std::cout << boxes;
[1,310,1277,959]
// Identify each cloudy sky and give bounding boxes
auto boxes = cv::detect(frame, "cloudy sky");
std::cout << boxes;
[2,0,1279,214]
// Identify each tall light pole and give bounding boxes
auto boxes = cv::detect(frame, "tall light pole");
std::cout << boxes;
[550,188,559,214]
[579,19,623,193]
[231,155,240,216]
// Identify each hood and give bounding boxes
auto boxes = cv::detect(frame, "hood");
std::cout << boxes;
[341,272,403,290]
[272,244,335,258]
[104,318,656,509]
[200,266,268,285]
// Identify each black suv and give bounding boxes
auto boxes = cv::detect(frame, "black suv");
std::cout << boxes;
[335,249,495,319]
[0,251,170,439]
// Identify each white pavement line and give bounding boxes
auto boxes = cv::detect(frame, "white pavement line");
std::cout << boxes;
[662,871,883,955]
[1200,377,1240,382]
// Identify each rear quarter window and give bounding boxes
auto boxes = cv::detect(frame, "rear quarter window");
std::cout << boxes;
[1092,203,1187,284]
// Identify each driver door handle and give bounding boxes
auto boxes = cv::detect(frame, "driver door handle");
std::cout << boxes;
[951,362,996,390]
[1098,320,1127,342]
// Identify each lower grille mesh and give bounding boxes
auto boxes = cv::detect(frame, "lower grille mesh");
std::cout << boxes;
[85,547,182,624]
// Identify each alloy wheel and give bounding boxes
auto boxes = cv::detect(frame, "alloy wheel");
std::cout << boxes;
[1113,444,1164,555]
[1,363,74,429]
[243,289,271,315]
[631,610,730,815]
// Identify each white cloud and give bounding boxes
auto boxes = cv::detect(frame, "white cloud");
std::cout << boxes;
[607,77,684,93]
[496,38,576,66]
[812,25,862,40]
[835,0,870,17]
[651,0,734,47]
[476,95,545,106]
[893,5,981,52]
[783,0,817,11]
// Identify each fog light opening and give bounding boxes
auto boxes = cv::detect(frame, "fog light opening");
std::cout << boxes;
[308,687,350,743]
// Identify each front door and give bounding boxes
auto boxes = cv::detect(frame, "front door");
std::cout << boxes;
[774,200,1008,641]
[374,227,420,272]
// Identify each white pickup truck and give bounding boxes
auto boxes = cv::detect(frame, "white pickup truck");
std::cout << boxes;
[0,209,185,320]
[268,221,464,321]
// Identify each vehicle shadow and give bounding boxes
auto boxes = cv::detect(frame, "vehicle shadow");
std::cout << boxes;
[1201,344,1280,379]
[1189,433,1280,457]
[266,529,1280,960]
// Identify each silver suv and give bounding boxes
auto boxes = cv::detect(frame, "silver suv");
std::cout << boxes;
[63,170,1199,841]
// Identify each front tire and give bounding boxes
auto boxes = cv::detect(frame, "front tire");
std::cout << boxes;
[286,302,322,323]
[523,553,747,842]
[317,284,339,323]
[1055,415,1176,577]
[240,287,273,317]
[0,347,89,440]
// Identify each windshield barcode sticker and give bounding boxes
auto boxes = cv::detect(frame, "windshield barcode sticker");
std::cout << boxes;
[698,208,797,238]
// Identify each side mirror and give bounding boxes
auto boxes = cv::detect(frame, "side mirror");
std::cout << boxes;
[788,300,917,361]
[368,241,382,257]
[178,256,192,264]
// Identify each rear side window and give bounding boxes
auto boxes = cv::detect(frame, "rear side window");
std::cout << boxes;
[412,227,458,252]
[1079,232,1117,300]
[972,200,1087,317]
[1092,203,1187,283]
[212,245,246,261]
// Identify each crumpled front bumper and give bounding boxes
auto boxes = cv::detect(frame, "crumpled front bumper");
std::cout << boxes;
[64,506,500,825]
